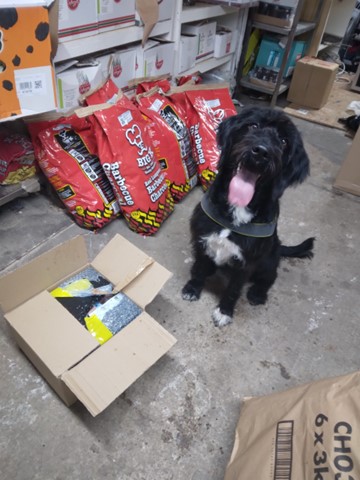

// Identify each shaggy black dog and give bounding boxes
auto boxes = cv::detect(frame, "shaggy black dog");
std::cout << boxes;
[182,106,314,327]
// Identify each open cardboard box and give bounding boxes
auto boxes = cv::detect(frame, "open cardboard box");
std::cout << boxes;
[0,234,176,416]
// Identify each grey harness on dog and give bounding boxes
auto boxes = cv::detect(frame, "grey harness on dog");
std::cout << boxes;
[200,194,277,238]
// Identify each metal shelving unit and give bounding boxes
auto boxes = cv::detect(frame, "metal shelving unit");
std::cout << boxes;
[54,20,173,63]
[174,1,257,78]
[55,2,254,75]
[0,176,41,207]
[181,3,240,23]
[234,0,325,106]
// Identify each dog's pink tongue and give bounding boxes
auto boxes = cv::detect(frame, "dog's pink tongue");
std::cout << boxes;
[228,171,257,207]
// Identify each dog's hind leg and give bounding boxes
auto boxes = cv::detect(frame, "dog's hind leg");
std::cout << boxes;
[182,254,216,301]
[213,272,246,327]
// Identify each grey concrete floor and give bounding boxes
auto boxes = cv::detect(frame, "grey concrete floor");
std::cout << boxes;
[0,112,359,480]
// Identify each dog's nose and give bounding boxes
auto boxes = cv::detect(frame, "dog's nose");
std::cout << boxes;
[252,145,268,160]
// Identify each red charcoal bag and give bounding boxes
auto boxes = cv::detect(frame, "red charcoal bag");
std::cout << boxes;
[172,86,237,190]
[90,95,174,235]
[28,114,120,230]
[137,91,198,202]
[0,129,36,185]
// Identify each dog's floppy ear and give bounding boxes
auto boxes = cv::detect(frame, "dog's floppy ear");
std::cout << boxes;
[272,124,310,200]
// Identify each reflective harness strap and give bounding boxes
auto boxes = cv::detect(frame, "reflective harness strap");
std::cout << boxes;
[200,194,277,238]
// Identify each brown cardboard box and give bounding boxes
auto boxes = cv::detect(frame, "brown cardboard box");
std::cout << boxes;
[224,371,360,479]
[0,1,58,121]
[0,234,176,416]
[333,127,360,197]
[287,56,338,109]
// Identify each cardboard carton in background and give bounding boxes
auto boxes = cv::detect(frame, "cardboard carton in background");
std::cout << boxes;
[179,35,198,73]
[0,234,176,417]
[181,21,217,63]
[214,26,233,58]
[135,0,175,24]
[95,47,138,91]
[97,0,136,32]
[287,56,338,109]
[333,127,360,197]
[56,61,103,110]
[0,1,58,121]
[58,0,98,41]
[136,39,175,78]
[157,0,176,21]
[109,47,138,90]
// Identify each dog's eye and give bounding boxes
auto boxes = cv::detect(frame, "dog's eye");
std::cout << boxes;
[249,123,259,130]
[281,138,288,147]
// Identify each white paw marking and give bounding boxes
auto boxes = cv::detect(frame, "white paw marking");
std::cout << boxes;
[212,307,233,327]
[182,291,198,301]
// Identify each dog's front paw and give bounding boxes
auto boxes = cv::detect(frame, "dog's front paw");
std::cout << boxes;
[182,281,201,301]
[212,307,233,327]
[247,286,268,306]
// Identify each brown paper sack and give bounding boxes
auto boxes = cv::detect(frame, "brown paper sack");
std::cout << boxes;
[224,371,360,479]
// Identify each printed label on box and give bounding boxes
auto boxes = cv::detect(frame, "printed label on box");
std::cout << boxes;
[15,72,47,96]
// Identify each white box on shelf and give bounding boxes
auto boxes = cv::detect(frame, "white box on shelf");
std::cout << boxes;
[136,39,175,78]
[179,35,198,73]
[97,0,136,32]
[94,52,114,81]
[58,0,98,41]
[56,62,103,110]
[158,0,175,21]
[97,47,137,90]
[181,21,217,63]
[214,26,233,58]
[135,0,175,24]
[112,47,137,90]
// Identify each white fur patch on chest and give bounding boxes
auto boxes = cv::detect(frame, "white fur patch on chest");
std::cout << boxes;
[231,205,254,225]
[202,229,243,266]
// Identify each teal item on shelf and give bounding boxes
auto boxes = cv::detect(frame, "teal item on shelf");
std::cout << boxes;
[255,34,307,78]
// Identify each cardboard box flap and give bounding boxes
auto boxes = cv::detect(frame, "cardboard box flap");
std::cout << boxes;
[136,0,159,46]
[61,311,176,416]
[5,291,98,377]
[123,261,172,309]
[0,236,89,314]
[91,234,154,293]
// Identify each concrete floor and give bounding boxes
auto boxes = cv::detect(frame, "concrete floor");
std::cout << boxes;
[0,109,359,480]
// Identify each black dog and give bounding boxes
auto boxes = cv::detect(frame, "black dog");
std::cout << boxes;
[182,106,314,327]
